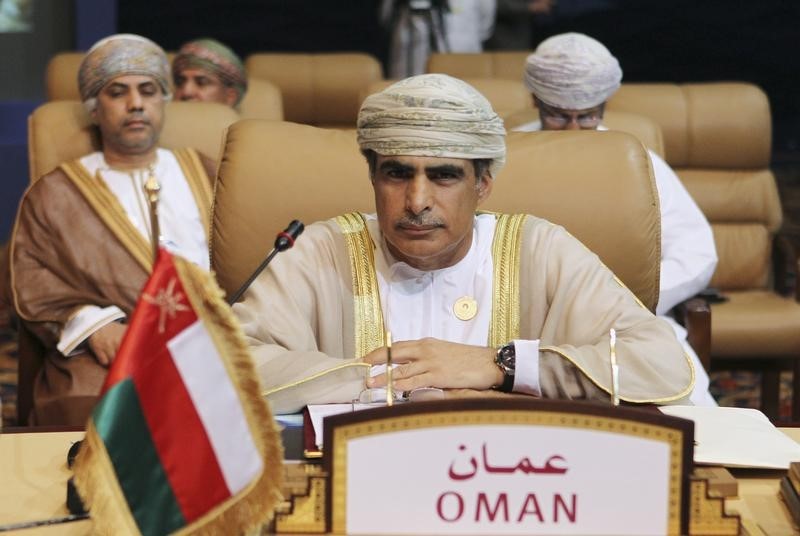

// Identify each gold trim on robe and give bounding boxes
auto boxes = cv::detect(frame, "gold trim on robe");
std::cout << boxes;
[60,148,212,275]
[60,160,154,273]
[173,147,214,233]
[488,213,526,347]
[335,212,387,357]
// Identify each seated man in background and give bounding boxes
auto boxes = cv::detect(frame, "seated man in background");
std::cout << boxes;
[234,73,693,414]
[172,38,247,109]
[10,34,215,425]
[514,32,718,406]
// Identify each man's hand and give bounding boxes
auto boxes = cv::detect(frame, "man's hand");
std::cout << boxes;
[88,322,127,367]
[444,388,534,400]
[364,337,503,392]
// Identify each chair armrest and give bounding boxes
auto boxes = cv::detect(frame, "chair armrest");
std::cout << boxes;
[773,233,798,298]
[673,297,711,372]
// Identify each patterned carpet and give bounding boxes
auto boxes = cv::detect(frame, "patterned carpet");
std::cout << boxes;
[0,305,793,427]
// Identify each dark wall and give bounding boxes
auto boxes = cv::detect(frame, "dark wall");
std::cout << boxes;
[118,0,387,67]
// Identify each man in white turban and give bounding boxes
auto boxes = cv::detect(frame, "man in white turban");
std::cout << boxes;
[10,34,216,425]
[514,32,718,406]
[233,73,693,414]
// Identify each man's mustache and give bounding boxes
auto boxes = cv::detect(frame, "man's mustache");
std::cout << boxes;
[123,114,150,126]
[396,214,444,227]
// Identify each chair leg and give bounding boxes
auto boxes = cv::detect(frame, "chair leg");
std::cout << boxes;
[761,369,780,420]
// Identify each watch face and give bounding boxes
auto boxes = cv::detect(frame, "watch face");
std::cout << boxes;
[497,344,515,374]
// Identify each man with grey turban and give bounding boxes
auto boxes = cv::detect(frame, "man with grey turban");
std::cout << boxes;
[233,73,692,414]
[173,38,248,108]
[515,32,718,406]
[10,34,216,425]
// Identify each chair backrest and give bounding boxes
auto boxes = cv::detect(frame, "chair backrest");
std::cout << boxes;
[503,108,666,158]
[28,100,239,182]
[245,53,383,127]
[608,82,779,291]
[426,51,532,80]
[212,121,661,310]
[239,78,283,121]
[45,51,84,100]
[363,78,532,119]
[607,82,771,169]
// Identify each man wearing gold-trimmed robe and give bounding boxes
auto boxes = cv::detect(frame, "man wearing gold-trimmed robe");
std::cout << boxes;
[9,35,215,425]
[234,74,694,414]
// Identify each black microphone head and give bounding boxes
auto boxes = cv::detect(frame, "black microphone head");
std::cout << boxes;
[274,220,305,251]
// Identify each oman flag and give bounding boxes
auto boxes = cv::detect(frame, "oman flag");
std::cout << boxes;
[72,249,283,535]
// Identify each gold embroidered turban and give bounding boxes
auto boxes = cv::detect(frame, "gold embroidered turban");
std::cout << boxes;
[78,34,171,107]
[524,32,622,110]
[357,74,507,178]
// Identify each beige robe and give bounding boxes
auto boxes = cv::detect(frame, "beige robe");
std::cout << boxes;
[235,214,694,414]
[10,148,214,425]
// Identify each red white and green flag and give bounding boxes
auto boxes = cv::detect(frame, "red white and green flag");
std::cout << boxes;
[73,249,283,535]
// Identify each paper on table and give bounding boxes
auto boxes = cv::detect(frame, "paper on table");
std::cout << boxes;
[308,403,384,449]
[659,405,800,469]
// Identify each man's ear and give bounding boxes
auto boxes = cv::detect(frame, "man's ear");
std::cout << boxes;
[476,172,493,204]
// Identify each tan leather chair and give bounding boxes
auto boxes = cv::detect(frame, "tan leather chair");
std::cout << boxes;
[426,51,532,80]
[244,53,383,128]
[17,99,238,425]
[503,108,666,158]
[45,51,283,121]
[610,82,799,419]
[239,78,283,121]
[28,100,239,182]
[363,78,532,119]
[44,52,84,100]
[212,121,660,312]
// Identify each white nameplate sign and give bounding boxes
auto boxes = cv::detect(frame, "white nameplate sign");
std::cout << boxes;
[325,399,692,535]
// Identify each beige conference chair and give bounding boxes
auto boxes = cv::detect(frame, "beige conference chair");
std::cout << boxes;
[244,53,383,128]
[426,51,532,80]
[609,82,800,419]
[211,121,661,314]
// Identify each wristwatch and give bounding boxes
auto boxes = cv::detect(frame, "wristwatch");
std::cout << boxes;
[493,342,516,393]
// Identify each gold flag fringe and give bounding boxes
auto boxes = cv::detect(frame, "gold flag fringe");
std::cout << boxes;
[73,420,144,535]
[73,255,285,535]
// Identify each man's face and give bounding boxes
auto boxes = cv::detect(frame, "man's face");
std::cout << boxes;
[372,154,493,271]
[174,67,237,107]
[92,74,165,156]
[534,96,604,131]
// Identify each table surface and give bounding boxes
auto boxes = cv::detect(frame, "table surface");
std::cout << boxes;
[1,428,799,535]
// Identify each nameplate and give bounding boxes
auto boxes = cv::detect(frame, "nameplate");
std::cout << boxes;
[324,399,692,535]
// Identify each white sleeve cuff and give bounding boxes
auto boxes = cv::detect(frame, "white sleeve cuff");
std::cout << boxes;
[57,305,126,356]
[512,339,541,396]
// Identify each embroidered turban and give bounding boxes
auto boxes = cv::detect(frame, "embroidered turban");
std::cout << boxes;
[172,38,248,106]
[78,34,171,109]
[524,32,622,110]
[357,74,506,178]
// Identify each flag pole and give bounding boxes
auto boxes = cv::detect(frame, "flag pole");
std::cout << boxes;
[144,165,161,265]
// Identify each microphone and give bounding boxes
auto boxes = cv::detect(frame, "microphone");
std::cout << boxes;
[226,220,304,305]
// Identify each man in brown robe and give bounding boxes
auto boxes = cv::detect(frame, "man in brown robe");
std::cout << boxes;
[10,34,215,425]
[233,74,694,414]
